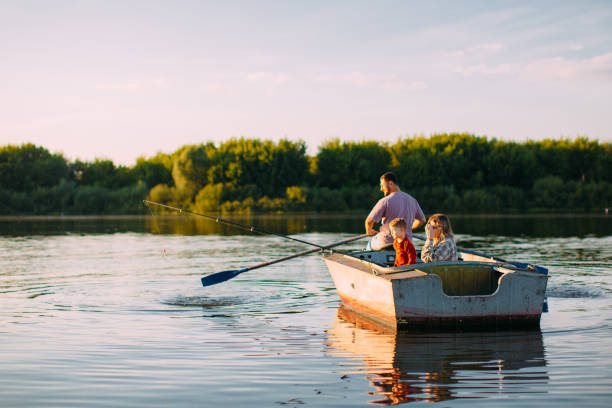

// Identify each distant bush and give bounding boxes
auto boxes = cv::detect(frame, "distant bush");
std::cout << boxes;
[0,188,33,214]
[570,181,612,211]
[31,179,76,214]
[285,186,308,211]
[194,183,228,213]
[148,184,174,205]
[107,183,148,214]
[490,185,527,212]
[74,186,110,214]
[532,176,567,209]
[310,187,349,212]
[461,189,502,213]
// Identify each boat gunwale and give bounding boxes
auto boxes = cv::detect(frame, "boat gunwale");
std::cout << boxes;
[325,257,547,301]
[323,250,546,281]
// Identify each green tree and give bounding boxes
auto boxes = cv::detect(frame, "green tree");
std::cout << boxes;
[70,159,136,188]
[0,143,68,191]
[171,143,216,196]
[73,185,110,214]
[531,176,567,209]
[207,138,308,197]
[194,183,230,212]
[285,186,308,211]
[390,133,492,190]
[461,189,502,213]
[148,184,175,206]
[314,139,391,188]
[132,156,173,188]
[485,141,535,189]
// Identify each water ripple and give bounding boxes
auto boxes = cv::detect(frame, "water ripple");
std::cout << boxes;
[0,219,611,407]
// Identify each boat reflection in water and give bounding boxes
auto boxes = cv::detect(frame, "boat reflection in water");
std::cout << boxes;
[326,305,548,405]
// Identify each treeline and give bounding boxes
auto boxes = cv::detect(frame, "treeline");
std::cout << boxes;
[0,134,610,215]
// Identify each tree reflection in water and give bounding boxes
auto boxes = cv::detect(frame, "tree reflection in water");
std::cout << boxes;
[326,305,549,405]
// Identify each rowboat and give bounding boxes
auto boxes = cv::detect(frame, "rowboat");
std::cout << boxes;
[322,246,548,329]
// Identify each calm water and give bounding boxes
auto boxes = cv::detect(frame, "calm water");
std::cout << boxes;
[1,215,611,407]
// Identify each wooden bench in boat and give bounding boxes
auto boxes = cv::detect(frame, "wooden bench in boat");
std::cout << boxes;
[415,264,502,296]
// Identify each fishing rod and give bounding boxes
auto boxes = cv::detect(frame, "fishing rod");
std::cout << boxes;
[200,234,369,287]
[413,233,507,262]
[143,200,362,252]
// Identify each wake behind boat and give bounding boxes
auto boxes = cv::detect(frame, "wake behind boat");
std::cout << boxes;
[322,246,548,329]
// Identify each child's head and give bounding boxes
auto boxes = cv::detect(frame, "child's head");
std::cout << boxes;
[427,213,453,239]
[389,218,407,240]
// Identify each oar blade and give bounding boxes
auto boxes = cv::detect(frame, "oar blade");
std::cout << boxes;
[201,268,247,287]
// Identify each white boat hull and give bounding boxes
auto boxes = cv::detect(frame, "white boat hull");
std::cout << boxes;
[323,251,548,328]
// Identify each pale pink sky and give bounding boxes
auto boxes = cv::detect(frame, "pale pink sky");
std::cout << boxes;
[1,0,611,164]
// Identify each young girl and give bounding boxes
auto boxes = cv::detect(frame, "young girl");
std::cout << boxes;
[421,213,458,263]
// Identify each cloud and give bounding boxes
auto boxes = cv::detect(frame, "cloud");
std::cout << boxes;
[383,80,427,91]
[525,52,612,80]
[455,52,612,80]
[308,71,425,91]
[246,72,289,85]
[468,43,504,53]
[455,63,517,77]
[95,78,170,92]
[309,71,388,87]
[445,43,504,58]
[201,83,235,94]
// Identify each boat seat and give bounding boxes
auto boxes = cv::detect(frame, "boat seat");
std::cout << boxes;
[425,265,502,296]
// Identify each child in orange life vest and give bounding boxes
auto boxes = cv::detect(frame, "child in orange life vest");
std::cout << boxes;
[390,218,417,266]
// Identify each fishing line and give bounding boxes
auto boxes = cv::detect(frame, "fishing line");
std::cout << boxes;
[144,201,166,256]
[143,199,352,252]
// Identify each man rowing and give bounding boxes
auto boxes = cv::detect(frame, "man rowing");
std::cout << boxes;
[364,172,426,250]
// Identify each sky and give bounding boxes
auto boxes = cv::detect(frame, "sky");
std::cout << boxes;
[1,0,611,165]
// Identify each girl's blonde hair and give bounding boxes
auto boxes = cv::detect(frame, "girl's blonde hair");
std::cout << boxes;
[428,213,454,240]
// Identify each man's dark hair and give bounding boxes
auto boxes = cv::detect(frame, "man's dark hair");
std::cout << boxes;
[380,172,398,185]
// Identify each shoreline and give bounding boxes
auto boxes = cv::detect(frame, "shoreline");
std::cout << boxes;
[0,212,609,221]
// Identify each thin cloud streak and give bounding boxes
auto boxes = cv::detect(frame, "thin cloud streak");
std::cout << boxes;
[246,72,290,85]
[446,43,505,58]
[95,78,171,92]
[455,52,612,80]
[308,72,426,91]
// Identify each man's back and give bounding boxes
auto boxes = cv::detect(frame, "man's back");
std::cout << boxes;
[368,191,424,242]
[364,171,426,251]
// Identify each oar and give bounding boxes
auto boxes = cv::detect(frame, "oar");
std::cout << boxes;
[144,200,347,251]
[200,233,368,287]
[413,233,507,262]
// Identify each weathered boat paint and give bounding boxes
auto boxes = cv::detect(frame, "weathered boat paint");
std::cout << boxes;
[322,250,548,329]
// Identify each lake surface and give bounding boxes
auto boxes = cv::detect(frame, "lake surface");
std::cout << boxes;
[1,214,611,407]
